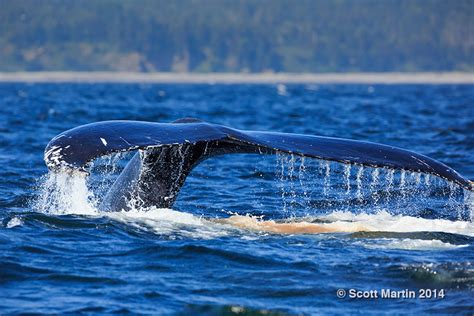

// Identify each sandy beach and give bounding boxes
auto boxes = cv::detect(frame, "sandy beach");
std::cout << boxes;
[0,71,473,84]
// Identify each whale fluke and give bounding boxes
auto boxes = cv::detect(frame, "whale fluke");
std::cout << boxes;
[44,119,473,210]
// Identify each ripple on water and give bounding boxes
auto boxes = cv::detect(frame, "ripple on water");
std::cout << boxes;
[389,262,474,290]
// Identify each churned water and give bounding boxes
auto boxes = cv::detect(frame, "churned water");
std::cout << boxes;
[0,84,473,315]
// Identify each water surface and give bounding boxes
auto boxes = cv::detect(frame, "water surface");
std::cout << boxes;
[0,84,473,314]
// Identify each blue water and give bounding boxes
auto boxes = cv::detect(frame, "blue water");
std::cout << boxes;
[1,83,473,315]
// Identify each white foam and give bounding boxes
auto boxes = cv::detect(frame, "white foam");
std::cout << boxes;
[107,207,229,239]
[121,207,200,224]
[319,210,474,237]
[363,239,468,251]
[6,216,23,228]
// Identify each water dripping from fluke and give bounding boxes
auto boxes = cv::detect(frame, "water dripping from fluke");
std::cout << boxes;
[344,164,351,194]
[356,166,364,201]
[36,148,473,224]
[464,190,474,221]
[323,161,331,196]
[270,153,473,221]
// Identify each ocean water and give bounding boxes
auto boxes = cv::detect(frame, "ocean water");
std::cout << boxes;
[0,83,473,315]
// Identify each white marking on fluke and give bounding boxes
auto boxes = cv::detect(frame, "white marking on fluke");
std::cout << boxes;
[44,145,64,167]
[100,138,108,146]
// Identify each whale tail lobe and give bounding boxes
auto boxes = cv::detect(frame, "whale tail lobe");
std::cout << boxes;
[44,119,474,211]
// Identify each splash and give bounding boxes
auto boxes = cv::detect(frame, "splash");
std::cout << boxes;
[33,150,474,241]
[33,166,474,240]
[89,151,135,199]
[35,171,98,216]
[34,169,229,239]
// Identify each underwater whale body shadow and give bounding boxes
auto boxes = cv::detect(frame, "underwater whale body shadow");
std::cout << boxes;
[44,118,473,212]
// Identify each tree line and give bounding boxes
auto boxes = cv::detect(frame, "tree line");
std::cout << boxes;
[0,0,473,72]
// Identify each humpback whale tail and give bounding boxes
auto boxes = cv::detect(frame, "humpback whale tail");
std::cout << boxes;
[44,119,474,211]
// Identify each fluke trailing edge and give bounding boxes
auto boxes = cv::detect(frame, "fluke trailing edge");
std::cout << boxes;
[44,118,474,211]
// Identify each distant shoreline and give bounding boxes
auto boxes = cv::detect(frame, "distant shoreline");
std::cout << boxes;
[0,72,473,84]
